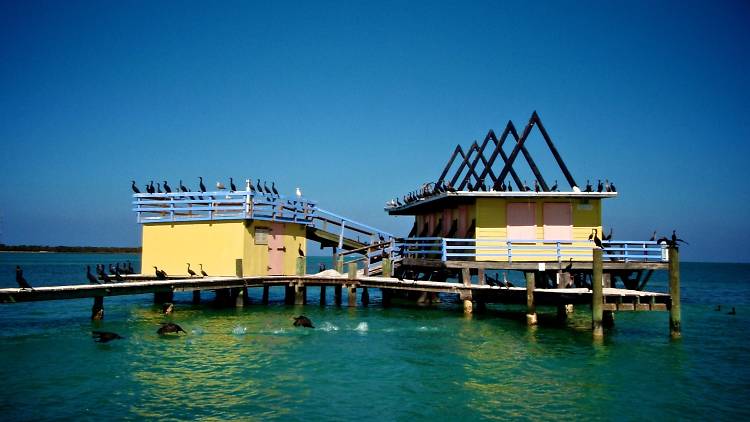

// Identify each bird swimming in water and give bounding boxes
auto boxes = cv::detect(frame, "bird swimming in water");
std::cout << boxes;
[163,180,172,193]
[91,331,124,343]
[727,307,736,315]
[715,305,721,312]
[298,244,305,257]
[199,177,206,193]
[293,315,314,328]
[230,177,237,192]
[157,322,186,335]
[131,180,141,194]
[162,302,174,315]
[199,264,208,277]
[187,263,196,277]
[86,265,101,284]
[15,266,33,289]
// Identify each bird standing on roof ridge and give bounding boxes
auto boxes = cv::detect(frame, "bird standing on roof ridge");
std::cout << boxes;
[596,180,603,192]
[200,264,208,277]
[199,177,206,193]
[230,178,237,192]
[163,181,172,193]
[296,187,302,198]
[585,180,592,192]
[534,180,540,192]
[187,263,196,277]
[550,180,558,192]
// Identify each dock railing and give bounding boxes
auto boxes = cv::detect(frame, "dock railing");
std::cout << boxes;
[312,208,394,249]
[396,237,667,263]
[133,191,316,224]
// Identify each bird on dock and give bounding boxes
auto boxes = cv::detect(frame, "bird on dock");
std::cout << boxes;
[671,230,688,246]
[187,263,197,277]
[100,269,111,283]
[584,180,592,192]
[179,180,189,193]
[728,307,737,315]
[293,315,314,328]
[216,181,225,190]
[199,264,208,277]
[593,230,603,249]
[127,262,134,274]
[485,274,499,287]
[199,177,206,193]
[149,181,157,193]
[131,181,141,194]
[92,331,124,343]
[157,182,163,193]
[604,179,611,192]
[603,228,613,241]
[498,180,506,192]
[271,182,279,196]
[230,177,237,192]
[610,181,617,192]
[588,229,596,241]
[649,231,656,242]
[86,265,101,284]
[596,180,603,192]
[502,272,514,288]
[550,180,558,192]
[15,266,33,289]
[256,179,262,194]
[298,244,305,257]
[163,180,172,193]
[507,181,513,192]
[162,302,174,315]
[157,322,186,335]
[154,266,167,280]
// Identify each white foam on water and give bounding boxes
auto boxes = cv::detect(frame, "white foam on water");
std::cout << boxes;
[319,322,339,332]
[272,328,286,334]
[354,322,369,332]
[191,327,204,335]
[232,326,247,335]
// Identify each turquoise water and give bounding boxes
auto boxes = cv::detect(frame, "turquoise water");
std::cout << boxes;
[1,253,749,420]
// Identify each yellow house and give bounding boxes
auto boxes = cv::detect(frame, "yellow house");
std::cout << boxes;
[134,190,310,277]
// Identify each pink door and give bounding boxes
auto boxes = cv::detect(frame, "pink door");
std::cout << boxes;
[543,203,572,241]
[507,203,536,241]
[268,223,285,275]
[458,205,468,237]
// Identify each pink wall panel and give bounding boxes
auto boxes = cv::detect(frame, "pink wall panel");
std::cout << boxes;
[543,203,572,241]
[507,203,536,240]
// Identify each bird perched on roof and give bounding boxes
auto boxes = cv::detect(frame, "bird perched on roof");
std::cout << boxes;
[157,322,186,335]
[86,265,101,284]
[187,263,196,277]
[230,177,237,192]
[596,180,603,193]
[550,180,558,192]
[131,181,141,194]
[15,266,33,289]
[92,331,124,343]
[585,180,592,192]
[216,181,225,190]
[293,315,314,328]
[163,180,172,193]
[296,187,302,198]
[199,264,208,277]
[199,177,206,193]
[523,180,531,191]
[534,180,540,192]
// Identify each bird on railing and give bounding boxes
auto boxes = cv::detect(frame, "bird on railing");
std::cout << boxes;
[395,197,402,206]
[163,180,172,193]
[585,179,592,192]
[596,179,603,193]
[507,181,513,192]
[298,244,305,257]
[109,264,116,274]
[146,181,154,194]
[649,231,656,242]
[199,177,206,193]
[131,181,141,194]
[187,263,197,277]
[216,181,225,190]
[15,266,33,289]
[199,264,208,277]
[114,267,124,282]
[100,269,111,283]
[588,228,596,241]
[86,266,100,284]
[256,178,262,194]
[230,177,237,192]
[503,272,514,288]
[603,228,613,241]
[550,180,558,192]
[179,180,194,200]
[127,262,135,274]
[157,182,163,194]
[263,181,272,195]
[271,182,279,196]
[247,179,255,193]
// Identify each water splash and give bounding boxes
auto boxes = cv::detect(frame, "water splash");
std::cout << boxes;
[319,322,339,332]
[232,326,247,335]
[354,322,368,332]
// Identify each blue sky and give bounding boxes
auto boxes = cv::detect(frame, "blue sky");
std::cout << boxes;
[1,1,748,262]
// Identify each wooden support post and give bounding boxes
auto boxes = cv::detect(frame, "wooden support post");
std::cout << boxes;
[235,288,245,308]
[91,296,104,320]
[192,290,201,304]
[320,286,327,306]
[284,285,294,305]
[592,248,604,338]
[382,258,392,278]
[334,285,343,306]
[335,255,344,274]
[296,256,306,276]
[381,288,392,307]
[603,310,615,328]
[262,285,269,305]
[669,247,681,338]
[462,268,472,286]
[348,285,357,307]
[556,271,569,321]
[361,287,370,307]
[294,283,305,306]
[477,268,486,286]
[461,290,473,315]
[525,272,537,325]
[154,291,173,305]
[348,262,357,279]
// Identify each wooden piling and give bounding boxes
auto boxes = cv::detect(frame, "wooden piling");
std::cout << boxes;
[296,256,306,276]
[335,255,344,274]
[381,288,392,307]
[348,262,357,280]
[669,247,681,338]
[348,285,357,307]
[462,268,471,287]
[284,285,294,305]
[262,285,269,305]
[592,248,604,338]
[154,291,173,304]
[192,290,201,304]
[382,258,392,278]
[91,296,104,320]
[235,288,245,308]
[361,287,369,307]
[477,268,486,286]
[525,272,537,325]
[320,286,327,306]
[334,285,343,306]
[294,284,305,306]
[461,290,473,315]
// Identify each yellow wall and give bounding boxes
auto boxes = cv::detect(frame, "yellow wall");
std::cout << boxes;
[474,197,603,262]
[142,220,307,277]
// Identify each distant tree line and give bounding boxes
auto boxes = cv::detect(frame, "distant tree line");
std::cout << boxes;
[0,244,141,253]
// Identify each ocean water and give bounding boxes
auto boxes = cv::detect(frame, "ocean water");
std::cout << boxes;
[0,252,748,420]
